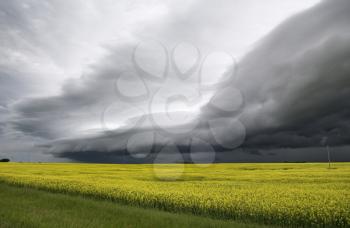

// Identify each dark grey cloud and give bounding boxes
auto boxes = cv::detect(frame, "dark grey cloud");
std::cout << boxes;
[202,0,350,152]
[4,0,348,162]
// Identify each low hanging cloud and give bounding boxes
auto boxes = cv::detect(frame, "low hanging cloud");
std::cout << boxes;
[2,0,350,162]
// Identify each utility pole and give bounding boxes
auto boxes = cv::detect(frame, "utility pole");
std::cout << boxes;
[326,145,331,169]
[321,136,331,169]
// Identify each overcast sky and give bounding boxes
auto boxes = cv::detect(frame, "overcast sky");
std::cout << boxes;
[1,0,349,162]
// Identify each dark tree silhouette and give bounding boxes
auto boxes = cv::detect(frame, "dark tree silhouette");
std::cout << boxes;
[0,158,10,162]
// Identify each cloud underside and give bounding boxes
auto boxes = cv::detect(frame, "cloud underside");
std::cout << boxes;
[3,0,350,162]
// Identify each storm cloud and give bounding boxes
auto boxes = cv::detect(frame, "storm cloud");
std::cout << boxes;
[1,0,349,162]
[203,0,350,150]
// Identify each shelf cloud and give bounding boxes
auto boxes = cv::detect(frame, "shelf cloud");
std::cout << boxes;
[1,0,349,162]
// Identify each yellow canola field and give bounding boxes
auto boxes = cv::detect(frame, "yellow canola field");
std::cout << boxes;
[0,162,349,227]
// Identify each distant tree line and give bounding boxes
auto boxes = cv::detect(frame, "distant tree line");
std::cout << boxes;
[0,158,10,162]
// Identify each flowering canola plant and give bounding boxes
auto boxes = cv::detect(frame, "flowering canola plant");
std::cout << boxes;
[0,162,349,227]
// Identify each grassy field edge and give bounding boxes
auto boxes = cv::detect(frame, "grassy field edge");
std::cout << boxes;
[0,182,268,228]
[0,162,349,227]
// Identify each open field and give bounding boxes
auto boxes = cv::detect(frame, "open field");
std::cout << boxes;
[0,183,260,228]
[0,163,349,227]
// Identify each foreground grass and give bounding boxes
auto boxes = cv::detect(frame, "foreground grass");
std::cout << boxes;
[0,163,349,227]
[0,183,260,228]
